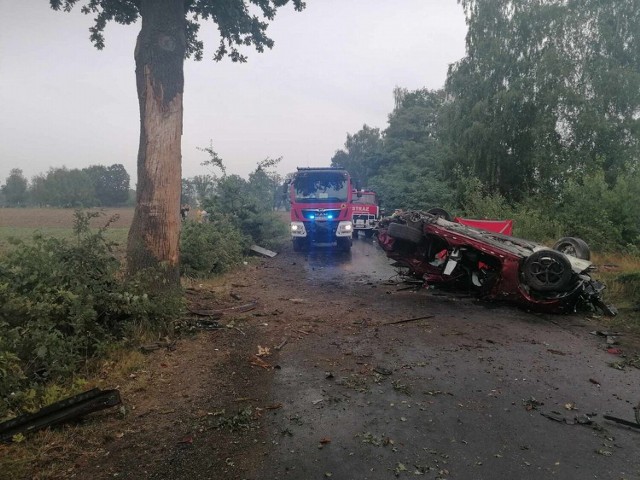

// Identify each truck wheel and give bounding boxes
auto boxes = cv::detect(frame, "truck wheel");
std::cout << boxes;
[337,237,352,252]
[552,237,590,260]
[523,250,573,292]
[292,238,307,252]
[387,222,423,244]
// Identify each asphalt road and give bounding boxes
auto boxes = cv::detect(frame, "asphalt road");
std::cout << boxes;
[253,236,640,480]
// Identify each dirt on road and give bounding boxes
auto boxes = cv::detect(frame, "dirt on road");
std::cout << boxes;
[9,236,640,480]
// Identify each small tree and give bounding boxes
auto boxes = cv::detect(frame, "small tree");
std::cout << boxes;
[1,169,29,207]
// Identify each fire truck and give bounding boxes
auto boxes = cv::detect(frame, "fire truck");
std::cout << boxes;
[350,189,379,238]
[287,167,355,252]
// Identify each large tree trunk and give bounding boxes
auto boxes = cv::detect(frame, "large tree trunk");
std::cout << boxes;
[126,0,186,288]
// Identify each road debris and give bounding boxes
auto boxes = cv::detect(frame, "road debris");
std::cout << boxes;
[0,388,121,442]
[256,345,271,357]
[195,319,223,330]
[523,397,544,411]
[381,314,435,326]
[250,244,278,258]
[275,338,289,351]
[250,356,272,369]
[373,366,393,375]
[603,413,640,431]
[140,339,177,353]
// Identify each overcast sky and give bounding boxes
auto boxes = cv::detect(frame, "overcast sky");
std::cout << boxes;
[0,0,467,185]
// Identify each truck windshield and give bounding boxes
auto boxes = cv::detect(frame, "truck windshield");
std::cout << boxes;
[293,172,349,203]
[353,194,376,204]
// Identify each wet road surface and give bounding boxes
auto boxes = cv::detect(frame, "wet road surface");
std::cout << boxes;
[256,237,640,480]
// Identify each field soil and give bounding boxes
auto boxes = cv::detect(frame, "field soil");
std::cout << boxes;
[0,207,134,229]
[4,236,640,480]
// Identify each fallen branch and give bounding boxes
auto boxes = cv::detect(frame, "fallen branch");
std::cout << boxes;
[381,314,435,326]
[275,338,289,351]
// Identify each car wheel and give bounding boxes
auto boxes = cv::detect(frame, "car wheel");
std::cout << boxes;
[552,237,591,260]
[387,222,423,244]
[523,250,574,292]
[427,208,452,221]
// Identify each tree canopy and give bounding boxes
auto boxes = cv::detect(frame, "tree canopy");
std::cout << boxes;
[50,0,306,62]
[50,0,307,287]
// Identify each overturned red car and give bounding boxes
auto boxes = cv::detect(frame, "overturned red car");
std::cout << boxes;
[377,210,614,315]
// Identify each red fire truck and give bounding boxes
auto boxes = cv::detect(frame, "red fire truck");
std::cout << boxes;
[350,190,379,238]
[287,167,355,252]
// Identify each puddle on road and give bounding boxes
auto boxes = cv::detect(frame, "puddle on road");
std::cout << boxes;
[297,236,398,284]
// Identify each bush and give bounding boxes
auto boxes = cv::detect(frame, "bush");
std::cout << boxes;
[0,211,182,418]
[180,214,249,277]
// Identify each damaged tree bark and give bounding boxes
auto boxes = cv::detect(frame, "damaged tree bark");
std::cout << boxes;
[126,0,186,288]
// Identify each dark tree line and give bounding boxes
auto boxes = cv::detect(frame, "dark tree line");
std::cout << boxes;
[331,0,640,249]
[0,164,131,207]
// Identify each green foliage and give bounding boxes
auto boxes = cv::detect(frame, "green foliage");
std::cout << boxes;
[180,216,249,277]
[84,164,130,206]
[331,125,385,188]
[442,0,640,198]
[1,169,28,207]
[0,211,182,418]
[50,0,306,63]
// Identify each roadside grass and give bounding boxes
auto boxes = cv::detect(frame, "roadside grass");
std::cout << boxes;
[591,253,640,334]
[0,346,149,480]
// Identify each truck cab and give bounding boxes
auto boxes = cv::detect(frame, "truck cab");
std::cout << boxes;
[288,167,354,252]
[350,190,379,238]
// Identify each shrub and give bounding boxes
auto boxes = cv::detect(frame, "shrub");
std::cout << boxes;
[180,214,249,277]
[0,211,182,418]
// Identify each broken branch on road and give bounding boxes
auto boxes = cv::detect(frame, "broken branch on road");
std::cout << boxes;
[381,315,435,326]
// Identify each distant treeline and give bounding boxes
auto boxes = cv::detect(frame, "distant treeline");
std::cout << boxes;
[331,0,640,252]
[0,164,131,208]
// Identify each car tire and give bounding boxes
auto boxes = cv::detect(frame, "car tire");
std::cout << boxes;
[523,249,574,292]
[427,208,452,221]
[553,237,591,260]
[387,222,423,244]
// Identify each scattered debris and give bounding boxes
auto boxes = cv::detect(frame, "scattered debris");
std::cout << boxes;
[603,413,640,431]
[319,437,331,444]
[0,388,121,442]
[381,314,435,326]
[250,244,278,258]
[607,347,623,355]
[275,338,288,351]
[230,292,242,301]
[140,339,177,353]
[250,356,272,369]
[256,345,271,357]
[589,378,601,386]
[547,349,567,356]
[188,301,258,317]
[374,366,393,376]
[195,319,223,330]
[523,397,544,411]
[564,402,577,411]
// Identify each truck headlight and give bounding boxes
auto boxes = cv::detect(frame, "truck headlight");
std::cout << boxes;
[290,222,306,237]
[336,221,353,236]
